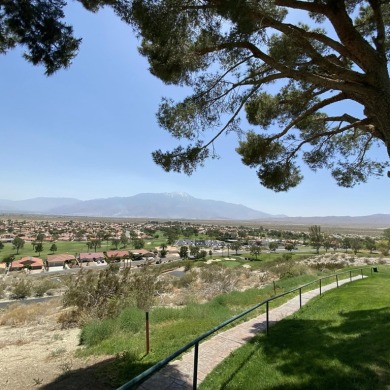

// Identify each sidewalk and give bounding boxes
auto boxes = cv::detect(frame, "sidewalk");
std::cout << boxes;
[139,275,364,389]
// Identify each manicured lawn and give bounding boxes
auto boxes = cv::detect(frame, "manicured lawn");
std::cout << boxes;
[200,266,390,389]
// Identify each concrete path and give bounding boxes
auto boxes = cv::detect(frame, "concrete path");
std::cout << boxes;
[139,275,364,389]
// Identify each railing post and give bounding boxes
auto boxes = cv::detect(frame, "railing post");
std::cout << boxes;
[336,274,339,288]
[266,301,269,335]
[350,270,352,281]
[319,279,322,296]
[193,342,199,390]
[146,311,150,355]
[299,287,302,308]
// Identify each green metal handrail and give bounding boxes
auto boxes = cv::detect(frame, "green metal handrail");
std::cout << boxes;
[117,267,372,390]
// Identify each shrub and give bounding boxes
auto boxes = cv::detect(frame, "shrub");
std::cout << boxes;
[172,270,197,288]
[63,266,133,320]
[10,279,32,299]
[62,265,159,323]
[57,309,80,329]
[273,262,310,279]
[80,318,116,346]
[199,266,240,296]
[33,280,58,297]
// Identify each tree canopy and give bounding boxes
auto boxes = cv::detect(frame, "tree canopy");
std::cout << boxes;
[2,0,390,190]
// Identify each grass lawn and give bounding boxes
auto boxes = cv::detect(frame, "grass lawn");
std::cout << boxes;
[199,266,390,390]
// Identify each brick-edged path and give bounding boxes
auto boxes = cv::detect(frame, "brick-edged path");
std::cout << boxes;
[138,275,364,389]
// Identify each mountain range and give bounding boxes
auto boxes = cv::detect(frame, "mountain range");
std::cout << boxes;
[0,193,390,225]
[0,193,275,220]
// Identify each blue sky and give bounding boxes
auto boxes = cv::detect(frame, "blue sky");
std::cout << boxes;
[1,3,389,217]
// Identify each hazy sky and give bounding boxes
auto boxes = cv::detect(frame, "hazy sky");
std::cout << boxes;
[1,3,389,217]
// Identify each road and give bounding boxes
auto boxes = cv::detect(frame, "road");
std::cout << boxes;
[0,295,60,309]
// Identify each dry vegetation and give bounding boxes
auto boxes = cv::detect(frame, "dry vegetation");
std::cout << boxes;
[0,298,113,389]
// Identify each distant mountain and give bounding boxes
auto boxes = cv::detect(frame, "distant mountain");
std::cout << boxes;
[1,194,389,225]
[0,197,80,213]
[0,193,275,220]
[47,192,275,220]
[273,214,390,226]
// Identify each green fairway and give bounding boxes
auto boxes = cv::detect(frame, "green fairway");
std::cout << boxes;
[200,266,390,390]
[0,240,92,260]
[0,237,166,262]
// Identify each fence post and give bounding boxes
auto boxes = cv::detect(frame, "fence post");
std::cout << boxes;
[266,301,269,335]
[336,274,339,288]
[350,270,352,281]
[319,279,322,296]
[193,342,199,390]
[299,287,302,308]
[361,268,363,279]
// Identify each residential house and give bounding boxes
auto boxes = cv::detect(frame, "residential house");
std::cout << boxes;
[106,250,129,261]
[10,256,44,271]
[79,252,105,263]
[46,253,76,268]
[130,249,155,259]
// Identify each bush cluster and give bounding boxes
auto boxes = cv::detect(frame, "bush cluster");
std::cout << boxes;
[61,265,159,325]
[10,279,32,299]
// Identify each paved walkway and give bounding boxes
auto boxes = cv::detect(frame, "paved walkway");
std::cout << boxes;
[139,275,364,389]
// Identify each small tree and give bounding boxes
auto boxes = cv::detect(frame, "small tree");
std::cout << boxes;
[179,246,188,259]
[323,235,333,253]
[167,231,179,245]
[350,237,363,255]
[90,239,101,252]
[268,242,278,252]
[383,228,390,242]
[250,244,262,261]
[331,238,341,252]
[111,238,120,250]
[284,243,295,252]
[103,232,111,248]
[220,243,225,256]
[131,268,157,355]
[189,245,200,258]
[377,240,390,256]
[36,232,45,242]
[4,255,14,268]
[12,237,25,255]
[50,243,58,253]
[342,237,352,253]
[231,241,242,255]
[120,233,129,248]
[364,237,376,254]
[133,239,145,250]
[35,243,44,256]
[309,225,323,254]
